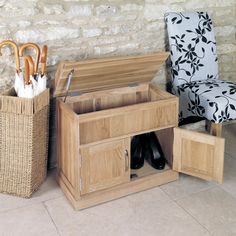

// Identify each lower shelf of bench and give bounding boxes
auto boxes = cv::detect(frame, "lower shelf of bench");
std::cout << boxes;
[57,169,179,210]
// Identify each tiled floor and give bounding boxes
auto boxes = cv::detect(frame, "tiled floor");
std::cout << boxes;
[0,123,236,236]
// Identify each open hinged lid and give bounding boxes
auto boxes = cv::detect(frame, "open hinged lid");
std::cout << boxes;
[54,52,169,97]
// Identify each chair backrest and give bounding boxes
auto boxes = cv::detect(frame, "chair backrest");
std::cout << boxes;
[165,12,218,87]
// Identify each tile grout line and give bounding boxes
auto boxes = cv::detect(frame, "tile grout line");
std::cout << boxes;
[43,202,62,236]
[0,194,63,215]
[41,195,64,204]
[0,201,41,214]
[216,183,236,201]
[174,199,213,235]
[160,179,216,202]
[159,187,213,235]
[216,152,236,200]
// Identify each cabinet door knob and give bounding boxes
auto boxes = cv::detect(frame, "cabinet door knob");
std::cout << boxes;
[124,149,129,172]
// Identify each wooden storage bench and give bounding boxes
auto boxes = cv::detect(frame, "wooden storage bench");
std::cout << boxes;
[55,52,225,210]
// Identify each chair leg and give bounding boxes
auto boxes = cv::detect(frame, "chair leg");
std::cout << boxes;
[205,120,222,137]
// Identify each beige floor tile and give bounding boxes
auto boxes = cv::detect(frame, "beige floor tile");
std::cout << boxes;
[217,154,236,198]
[45,188,210,236]
[126,188,210,236]
[0,203,59,236]
[211,220,236,236]
[0,169,62,213]
[223,123,236,159]
[160,173,214,201]
[176,187,236,233]
[45,196,144,236]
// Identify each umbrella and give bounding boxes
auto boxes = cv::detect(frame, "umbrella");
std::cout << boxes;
[0,40,24,94]
[19,42,40,96]
[0,40,48,98]
[17,55,34,99]
[37,45,48,95]
[19,43,48,96]
[19,42,40,74]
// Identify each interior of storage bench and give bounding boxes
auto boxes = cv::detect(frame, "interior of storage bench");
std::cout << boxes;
[130,127,174,179]
[65,84,173,115]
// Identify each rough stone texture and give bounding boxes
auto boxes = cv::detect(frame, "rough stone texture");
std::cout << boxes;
[0,0,235,90]
[83,28,103,38]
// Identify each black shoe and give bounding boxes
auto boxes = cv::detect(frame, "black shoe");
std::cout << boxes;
[145,132,166,170]
[131,135,145,169]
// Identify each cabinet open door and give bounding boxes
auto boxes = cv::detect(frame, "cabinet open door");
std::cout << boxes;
[173,128,225,183]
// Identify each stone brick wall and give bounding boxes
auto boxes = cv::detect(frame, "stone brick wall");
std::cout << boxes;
[0,0,235,90]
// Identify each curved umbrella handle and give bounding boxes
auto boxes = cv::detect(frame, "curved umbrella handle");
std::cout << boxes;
[19,42,40,74]
[0,40,20,73]
[24,55,35,85]
[24,57,30,85]
[41,45,48,75]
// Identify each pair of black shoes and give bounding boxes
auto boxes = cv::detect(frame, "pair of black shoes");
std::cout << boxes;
[131,132,166,170]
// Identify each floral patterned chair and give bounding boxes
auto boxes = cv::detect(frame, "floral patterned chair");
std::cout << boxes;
[165,12,236,136]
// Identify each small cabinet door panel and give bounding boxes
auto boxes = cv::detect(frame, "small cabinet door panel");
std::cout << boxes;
[80,138,130,195]
[173,128,224,183]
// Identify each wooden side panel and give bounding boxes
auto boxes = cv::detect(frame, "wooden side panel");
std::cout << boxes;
[57,100,80,198]
[71,86,149,115]
[79,98,178,145]
[149,84,177,101]
[80,139,130,195]
[58,168,178,210]
[155,128,174,167]
[54,52,169,96]
[173,128,225,183]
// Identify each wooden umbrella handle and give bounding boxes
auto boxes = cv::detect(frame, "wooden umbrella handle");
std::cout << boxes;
[24,57,30,85]
[19,42,40,74]
[41,45,48,75]
[0,40,20,73]
[24,55,35,84]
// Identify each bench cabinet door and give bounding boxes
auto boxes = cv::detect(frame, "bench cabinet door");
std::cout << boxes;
[173,128,225,183]
[80,138,130,195]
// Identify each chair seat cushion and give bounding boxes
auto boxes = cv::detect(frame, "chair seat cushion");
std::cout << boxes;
[173,79,236,123]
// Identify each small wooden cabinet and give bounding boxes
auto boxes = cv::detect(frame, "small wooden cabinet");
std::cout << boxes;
[80,139,130,195]
[55,53,225,210]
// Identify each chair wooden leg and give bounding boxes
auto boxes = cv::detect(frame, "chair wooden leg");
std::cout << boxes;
[205,120,222,137]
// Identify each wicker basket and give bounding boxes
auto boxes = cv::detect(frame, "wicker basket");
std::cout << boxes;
[0,88,49,198]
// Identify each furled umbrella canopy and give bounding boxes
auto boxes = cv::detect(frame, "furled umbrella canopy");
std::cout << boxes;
[0,40,24,95]
[37,45,48,95]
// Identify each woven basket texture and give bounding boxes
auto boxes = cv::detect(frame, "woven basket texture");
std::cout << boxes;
[0,88,49,197]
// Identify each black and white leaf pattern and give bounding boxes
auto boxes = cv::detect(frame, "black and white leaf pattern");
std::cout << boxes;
[165,12,236,123]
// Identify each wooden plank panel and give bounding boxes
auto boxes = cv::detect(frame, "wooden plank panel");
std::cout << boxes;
[57,52,169,72]
[60,62,161,78]
[78,96,178,123]
[173,128,225,183]
[65,84,149,103]
[67,84,151,115]
[80,139,130,195]
[57,100,80,198]
[155,128,174,167]
[79,98,178,145]
[58,169,178,210]
[55,73,157,96]
[54,52,169,96]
